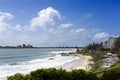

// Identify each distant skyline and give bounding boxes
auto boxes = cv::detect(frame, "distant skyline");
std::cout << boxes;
[0,0,120,47]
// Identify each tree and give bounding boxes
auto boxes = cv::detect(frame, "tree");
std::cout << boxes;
[115,37,120,51]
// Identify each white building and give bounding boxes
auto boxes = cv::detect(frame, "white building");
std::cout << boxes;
[103,35,119,49]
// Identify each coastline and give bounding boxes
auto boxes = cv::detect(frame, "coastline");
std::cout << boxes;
[0,49,92,80]
[57,54,93,71]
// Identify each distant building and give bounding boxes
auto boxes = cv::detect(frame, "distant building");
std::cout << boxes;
[103,35,119,49]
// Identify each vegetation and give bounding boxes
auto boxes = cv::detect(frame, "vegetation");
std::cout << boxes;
[83,42,106,71]
[7,68,99,80]
[111,37,120,59]
[101,69,120,80]
[100,61,120,80]
[109,61,120,69]
[115,37,120,51]
[85,42,103,51]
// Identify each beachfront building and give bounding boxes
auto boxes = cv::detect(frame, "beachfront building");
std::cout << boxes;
[103,35,119,49]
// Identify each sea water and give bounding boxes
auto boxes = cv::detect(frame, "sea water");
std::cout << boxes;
[0,48,79,80]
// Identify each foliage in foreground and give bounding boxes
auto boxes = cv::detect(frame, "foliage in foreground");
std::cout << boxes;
[7,68,99,80]
[101,69,120,80]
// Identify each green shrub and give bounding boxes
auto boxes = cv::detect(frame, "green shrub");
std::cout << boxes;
[101,69,120,80]
[7,68,99,80]
[7,73,25,80]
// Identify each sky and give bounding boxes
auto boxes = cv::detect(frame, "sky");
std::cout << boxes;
[0,0,120,47]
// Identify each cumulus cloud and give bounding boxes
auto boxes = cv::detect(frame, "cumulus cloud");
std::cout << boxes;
[30,7,61,31]
[0,12,14,21]
[0,23,7,33]
[12,24,22,31]
[0,7,109,47]
[0,12,14,33]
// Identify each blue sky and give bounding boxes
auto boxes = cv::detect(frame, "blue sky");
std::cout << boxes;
[0,0,120,47]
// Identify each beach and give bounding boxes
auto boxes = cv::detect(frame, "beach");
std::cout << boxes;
[72,54,92,70]
[58,54,92,71]
[0,48,92,80]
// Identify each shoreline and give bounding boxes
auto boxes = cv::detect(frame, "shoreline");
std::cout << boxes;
[0,53,92,80]
[57,54,93,71]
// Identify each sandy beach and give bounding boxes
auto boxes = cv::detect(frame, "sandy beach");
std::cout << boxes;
[73,54,93,70]
[58,54,93,71]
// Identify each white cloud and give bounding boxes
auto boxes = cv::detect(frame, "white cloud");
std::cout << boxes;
[0,12,14,21]
[70,28,85,33]
[76,28,85,33]
[59,23,73,29]
[0,8,109,47]
[93,32,108,40]
[12,24,22,31]
[30,7,61,31]
[0,12,14,33]
[0,23,7,33]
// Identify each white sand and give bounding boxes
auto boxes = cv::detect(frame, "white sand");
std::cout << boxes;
[73,54,92,70]
[58,54,93,71]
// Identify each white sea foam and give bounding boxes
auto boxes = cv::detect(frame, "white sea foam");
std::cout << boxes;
[0,49,79,80]
[48,49,76,55]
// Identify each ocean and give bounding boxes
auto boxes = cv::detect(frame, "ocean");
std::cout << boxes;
[0,48,79,80]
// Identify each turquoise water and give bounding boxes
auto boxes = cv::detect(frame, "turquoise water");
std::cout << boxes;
[0,48,49,65]
[0,48,75,65]
[0,48,78,80]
